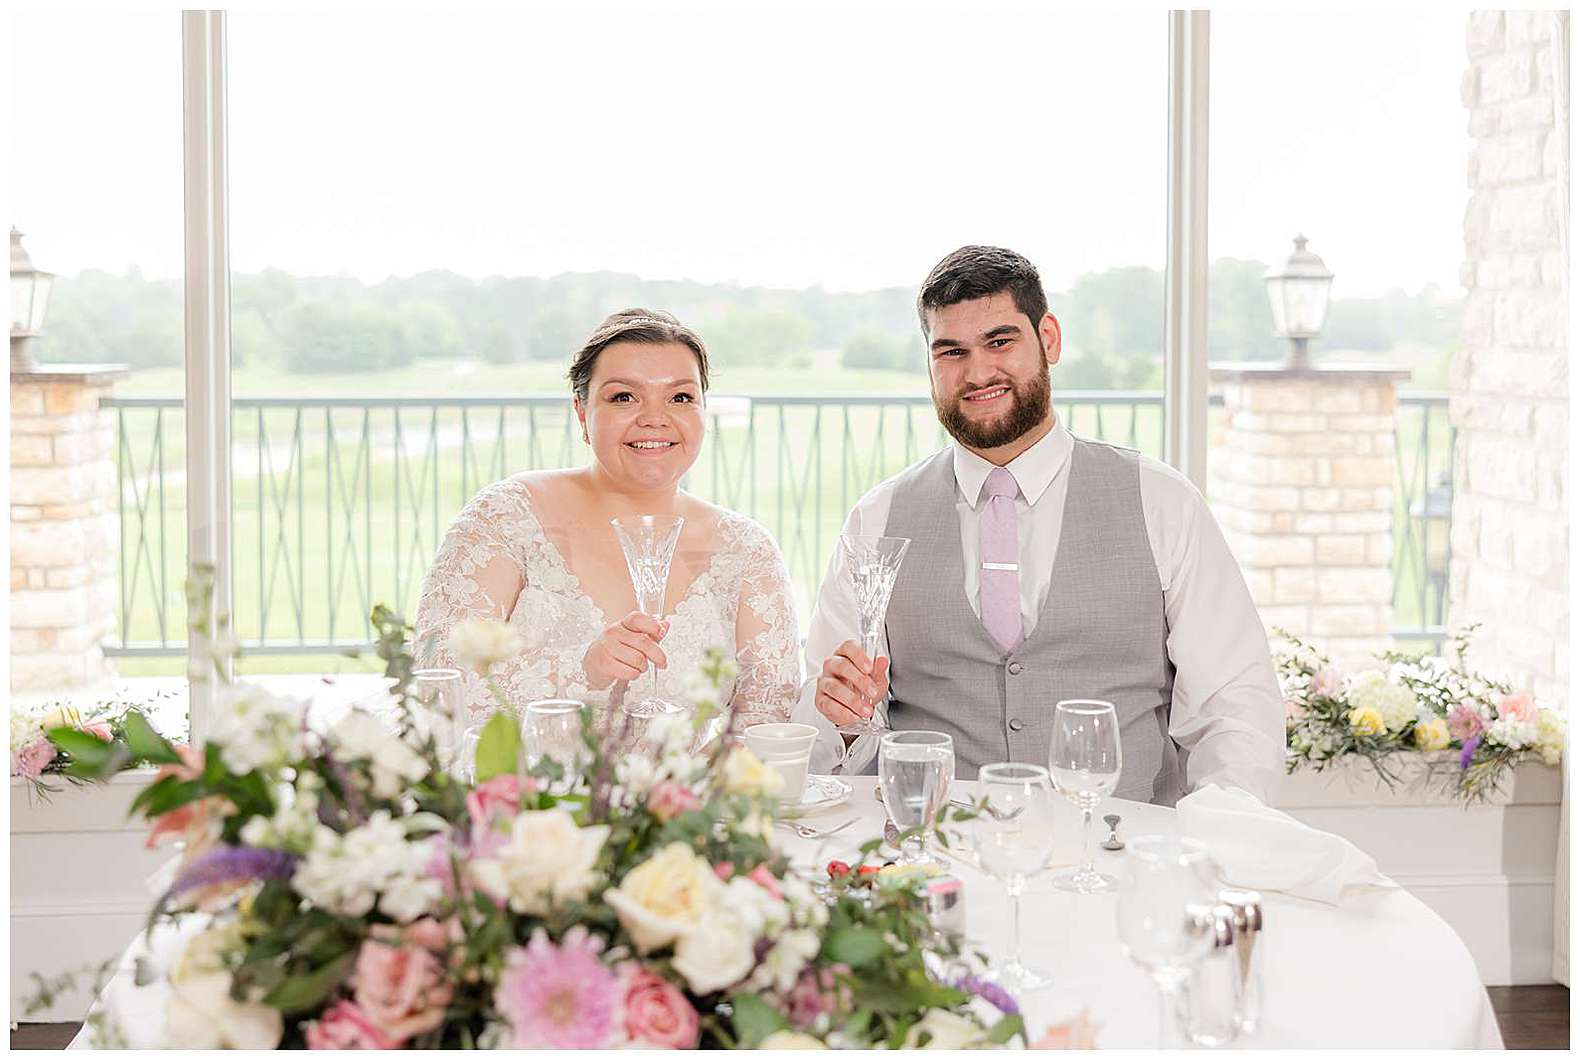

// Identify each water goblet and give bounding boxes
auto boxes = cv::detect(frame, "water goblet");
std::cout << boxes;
[409,667,464,766]
[522,698,589,795]
[878,730,954,865]
[1115,835,1221,1048]
[611,514,685,719]
[973,762,1060,994]
[1048,699,1122,893]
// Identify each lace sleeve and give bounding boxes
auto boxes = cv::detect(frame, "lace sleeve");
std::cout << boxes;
[412,480,532,720]
[728,519,803,729]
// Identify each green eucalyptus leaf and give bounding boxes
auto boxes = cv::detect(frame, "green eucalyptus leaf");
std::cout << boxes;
[262,952,354,1014]
[985,1013,1026,1045]
[728,993,790,1048]
[822,925,887,967]
[121,710,182,765]
[474,711,521,782]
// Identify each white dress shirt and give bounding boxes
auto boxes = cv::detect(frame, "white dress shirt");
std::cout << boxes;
[795,417,1286,803]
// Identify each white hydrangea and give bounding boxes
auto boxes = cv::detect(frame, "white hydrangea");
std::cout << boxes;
[239,773,323,853]
[291,811,444,922]
[1535,712,1566,766]
[1486,715,1538,751]
[329,710,430,799]
[209,684,308,775]
[10,706,45,750]
[1348,671,1419,734]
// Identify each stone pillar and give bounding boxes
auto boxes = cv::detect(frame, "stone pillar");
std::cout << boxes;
[1208,364,1409,671]
[10,364,128,694]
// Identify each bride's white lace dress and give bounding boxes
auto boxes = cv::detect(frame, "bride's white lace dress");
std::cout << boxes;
[412,477,802,728]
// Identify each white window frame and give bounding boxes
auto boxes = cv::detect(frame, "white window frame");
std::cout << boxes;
[1164,9,1210,490]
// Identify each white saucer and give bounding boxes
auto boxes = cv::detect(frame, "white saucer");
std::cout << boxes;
[783,774,853,816]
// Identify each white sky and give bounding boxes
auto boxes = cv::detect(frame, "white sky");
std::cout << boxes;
[11,6,1468,298]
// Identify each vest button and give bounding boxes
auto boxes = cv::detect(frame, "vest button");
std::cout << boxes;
[1008,718,1026,732]
[1007,661,1024,676]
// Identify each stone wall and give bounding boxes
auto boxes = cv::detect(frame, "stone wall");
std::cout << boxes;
[1452,10,1569,711]
[10,368,125,693]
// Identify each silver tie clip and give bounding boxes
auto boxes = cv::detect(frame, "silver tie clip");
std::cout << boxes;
[981,561,1019,572]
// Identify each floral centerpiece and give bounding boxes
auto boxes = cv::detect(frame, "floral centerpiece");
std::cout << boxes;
[11,689,180,799]
[1277,626,1564,803]
[48,601,1026,1050]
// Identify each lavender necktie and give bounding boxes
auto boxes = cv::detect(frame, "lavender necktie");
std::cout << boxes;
[978,466,1023,653]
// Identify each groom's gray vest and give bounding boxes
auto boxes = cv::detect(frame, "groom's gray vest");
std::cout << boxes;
[882,437,1184,805]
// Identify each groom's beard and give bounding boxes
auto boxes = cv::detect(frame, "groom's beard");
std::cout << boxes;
[934,366,1052,451]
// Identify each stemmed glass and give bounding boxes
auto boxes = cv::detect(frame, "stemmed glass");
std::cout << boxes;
[611,515,685,718]
[522,699,589,795]
[1048,699,1122,893]
[409,668,464,767]
[833,534,910,742]
[1116,835,1220,1048]
[973,762,1060,994]
[878,730,954,865]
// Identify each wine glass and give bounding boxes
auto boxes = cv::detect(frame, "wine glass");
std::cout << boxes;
[611,515,685,718]
[878,730,954,865]
[973,762,1060,994]
[833,534,910,741]
[409,668,464,767]
[1116,835,1220,1048]
[1048,699,1122,893]
[522,699,588,795]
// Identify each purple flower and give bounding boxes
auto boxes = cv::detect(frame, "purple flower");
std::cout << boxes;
[951,973,1021,1016]
[163,845,298,904]
[1459,735,1483,771]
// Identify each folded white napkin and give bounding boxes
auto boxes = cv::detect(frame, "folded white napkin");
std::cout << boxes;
[1176,783,1397,905]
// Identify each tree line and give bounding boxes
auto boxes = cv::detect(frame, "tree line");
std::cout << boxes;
[36,262,1461,387]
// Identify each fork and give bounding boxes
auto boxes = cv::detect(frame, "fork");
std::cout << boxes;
[779,817,856,840]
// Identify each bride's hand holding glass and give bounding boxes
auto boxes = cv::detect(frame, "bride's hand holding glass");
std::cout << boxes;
[581,611,669,690]
[813,639,889,731]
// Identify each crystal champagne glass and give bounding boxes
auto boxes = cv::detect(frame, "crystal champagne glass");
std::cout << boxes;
[833,533,910,741]
[611,515,685,718]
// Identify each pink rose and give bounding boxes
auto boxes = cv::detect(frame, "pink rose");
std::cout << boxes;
[352,923,455,1043]
[306,999,397,1050]
[620,965,699,1049]
[424,835,463,899]
[1447,702,1487,743]
[714,861,735,882]
[81,723,113,742]
[1498,691,1538,725]
[11,738,56,779]
[647,781,702,822]
[467,774,527,829]
[1310,668,1345,700]
[747,864,782,900]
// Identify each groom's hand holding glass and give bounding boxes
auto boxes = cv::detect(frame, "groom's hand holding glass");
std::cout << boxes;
[582,612,670,690]
[813,639,889,733]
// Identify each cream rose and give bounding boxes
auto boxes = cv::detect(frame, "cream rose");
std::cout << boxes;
[759,1031,828,1049]
[722,747,784,798]
[471,809,608,916]
[604,842,718,952]
[671,902,757,995]
[903,1008,984,1050]
[164,972,285,1050]
[446,618,524,674]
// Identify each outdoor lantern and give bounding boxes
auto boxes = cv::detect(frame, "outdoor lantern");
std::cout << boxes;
[11,228,54,373]
[1264,234,1333,371]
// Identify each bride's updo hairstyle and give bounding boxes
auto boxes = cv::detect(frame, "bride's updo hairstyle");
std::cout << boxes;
[567,308,712,403]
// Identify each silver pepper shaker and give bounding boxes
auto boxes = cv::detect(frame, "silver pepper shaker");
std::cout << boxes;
[1218,889,1264,1034]
[1182,902,1241,1048]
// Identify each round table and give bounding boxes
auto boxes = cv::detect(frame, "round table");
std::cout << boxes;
[72,777,1503,1050]
[780,777,1503,1050]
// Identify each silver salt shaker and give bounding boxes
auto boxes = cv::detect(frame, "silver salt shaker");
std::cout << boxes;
[1219,889,1264,1034]
[1182,902,1241,1047]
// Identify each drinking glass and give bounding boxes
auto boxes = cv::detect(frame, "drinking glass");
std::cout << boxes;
[878,730,954,865]
[410,668,464,766]
[1115,835,1220,1048]
[1048,699,1122,893]
[458,719,488,784]
[611,515,685,719]
[522,699,589,795]
[973,762,1060,993]
[833,534,910,740]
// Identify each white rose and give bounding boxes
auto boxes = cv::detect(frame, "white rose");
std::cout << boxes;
[447,618,524,673]
[903,1008,984,1050]
[486,809,608,915]
[164,972,284,1050]
[604,842,718,952]
[723,747,784,797]
[759,1031,828,1049]
[672,903,757,995]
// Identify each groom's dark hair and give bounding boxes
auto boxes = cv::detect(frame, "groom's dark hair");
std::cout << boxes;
[916,245,1049,337]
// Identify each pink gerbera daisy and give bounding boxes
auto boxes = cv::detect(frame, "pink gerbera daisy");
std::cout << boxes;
[495,926,620,1049]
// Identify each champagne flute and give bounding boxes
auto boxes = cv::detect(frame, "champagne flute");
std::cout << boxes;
[878,730,954,865]
[1048,699,1122,893]
[833,534,910,740]
[1116,835,1220,1048]
[611,515,685,718]
[410,668,464,767]
[522,698,589,795]
[973,762,1060,993]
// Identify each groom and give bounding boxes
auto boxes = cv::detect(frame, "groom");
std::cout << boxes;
[796,245,1284,805]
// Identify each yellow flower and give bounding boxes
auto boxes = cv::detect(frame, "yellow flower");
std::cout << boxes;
[1413,716,1451,751]
[1349,706,1385,737]
[722,747,784,798]
[760,1031,827,1049]
[604,842,718,952]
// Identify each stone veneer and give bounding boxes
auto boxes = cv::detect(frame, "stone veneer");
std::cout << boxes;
[10,365,127,694]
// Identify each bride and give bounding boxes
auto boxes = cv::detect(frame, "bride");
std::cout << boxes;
[413,308,801,731]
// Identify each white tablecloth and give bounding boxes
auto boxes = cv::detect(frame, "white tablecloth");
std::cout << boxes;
[72,778,1503,1050]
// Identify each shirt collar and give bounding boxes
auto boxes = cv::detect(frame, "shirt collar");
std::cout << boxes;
[952,414,1073,509]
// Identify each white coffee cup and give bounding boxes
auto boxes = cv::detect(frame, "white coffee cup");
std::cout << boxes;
[744,722,818,802]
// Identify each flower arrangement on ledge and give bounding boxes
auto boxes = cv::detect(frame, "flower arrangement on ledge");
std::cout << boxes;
[45,594,1026,1050]
[10,689,181,800]
[1277,625,1564,803]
